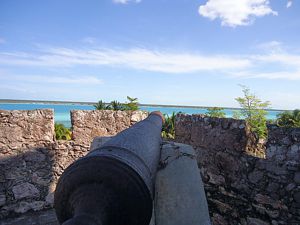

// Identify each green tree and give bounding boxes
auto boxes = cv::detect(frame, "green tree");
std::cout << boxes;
[205,107,226,118]
[235,86,271,139]
[55,123,72,140]
[161,112,176,139]
[94,97,140,111]
[276,109,300,128]
[110,100,125,111]
[94,100,109,110]
[232,110,242,119]
[124,96,139,111]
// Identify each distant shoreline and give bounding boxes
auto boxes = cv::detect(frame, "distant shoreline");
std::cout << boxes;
[0,99,287,111]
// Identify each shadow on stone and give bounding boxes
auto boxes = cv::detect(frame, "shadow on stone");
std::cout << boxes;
[0,147,57,222]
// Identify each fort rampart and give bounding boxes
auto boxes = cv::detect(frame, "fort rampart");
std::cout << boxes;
[0,110,299,225]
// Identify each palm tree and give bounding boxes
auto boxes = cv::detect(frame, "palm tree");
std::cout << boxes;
[110,100,125,111]
[94,100,107,110]
[125,96,139,110]
[276,109,300,128]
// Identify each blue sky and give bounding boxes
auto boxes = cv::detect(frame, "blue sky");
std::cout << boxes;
[0,0,299,109]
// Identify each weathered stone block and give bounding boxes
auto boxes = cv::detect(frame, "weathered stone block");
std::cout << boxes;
[12,182,40,200]
[71,110,148,144]
[13,201,45,214]
[0,109,54,150]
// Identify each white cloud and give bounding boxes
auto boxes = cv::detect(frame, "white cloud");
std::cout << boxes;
[231,70,300,80]
[230,52,300,80]
[199,0,278,27]
[0,47,251,73]
[32,75,103,84]
[0,84,36,94]
[0,73,103,85]
[256,41,283,53]
[1,43,300,80]
[251,53,300,67]
[287,1,292,8]
[113,0,141,4]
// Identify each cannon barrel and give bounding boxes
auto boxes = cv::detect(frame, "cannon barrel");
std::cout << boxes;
[54,112,164,225]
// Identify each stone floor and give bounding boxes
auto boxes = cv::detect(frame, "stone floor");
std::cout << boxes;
[0,209,58,225]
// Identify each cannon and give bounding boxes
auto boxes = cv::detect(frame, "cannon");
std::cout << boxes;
[54,112,164,225]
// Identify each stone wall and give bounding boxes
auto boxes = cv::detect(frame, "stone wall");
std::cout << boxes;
[71,110,148,144]
[0,109,147,220]
[175,113,264,157]
[175,114,300,225]
[0,109,54,152]
[1,110,300,224]
[0,109,55,219]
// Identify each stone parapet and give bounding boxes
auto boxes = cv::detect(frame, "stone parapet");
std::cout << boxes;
[71,110,148,144]
[0,109,54,153]
[175,113,264,157]
[1,110,300,224]
[175,114,300,224]
[0,109,147,220]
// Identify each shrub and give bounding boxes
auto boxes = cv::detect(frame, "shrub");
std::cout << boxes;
[94,97,139,111]
[124,96,139,111]
[276,109,300,128]
[162,112,176,139]
[110,100,126,111]
[232,110,242,119]
[55,123,72,140]
[205,107,226,118]
[94,100,109,110]
[235,86,271,139]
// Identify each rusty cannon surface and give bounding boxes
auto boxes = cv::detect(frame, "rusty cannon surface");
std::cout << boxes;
[54,112,164,225]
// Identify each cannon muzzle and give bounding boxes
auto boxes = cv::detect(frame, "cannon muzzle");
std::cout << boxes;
[54,112,164,225]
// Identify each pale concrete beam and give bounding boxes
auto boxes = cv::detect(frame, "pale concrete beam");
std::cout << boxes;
[155,141,211,225]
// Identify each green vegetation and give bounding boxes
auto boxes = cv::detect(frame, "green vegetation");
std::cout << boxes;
[55,123,72,140]
[124,96,139,111]
[205,107,226,118]
[93,100,109,110]
[162,112,176,139]
[235,85,271,139]
[110,100,125,111]
[93,96,139,111]
[276,109,300,128]
[267,119,276,124]
[232,110,243,120]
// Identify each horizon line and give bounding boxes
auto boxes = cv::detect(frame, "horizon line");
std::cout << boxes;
[0,99,288,112]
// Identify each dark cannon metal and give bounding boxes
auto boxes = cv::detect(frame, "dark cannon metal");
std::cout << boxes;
[54,112,164,225]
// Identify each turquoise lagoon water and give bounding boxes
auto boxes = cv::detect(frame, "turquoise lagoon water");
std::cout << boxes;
[0,103,283,128]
